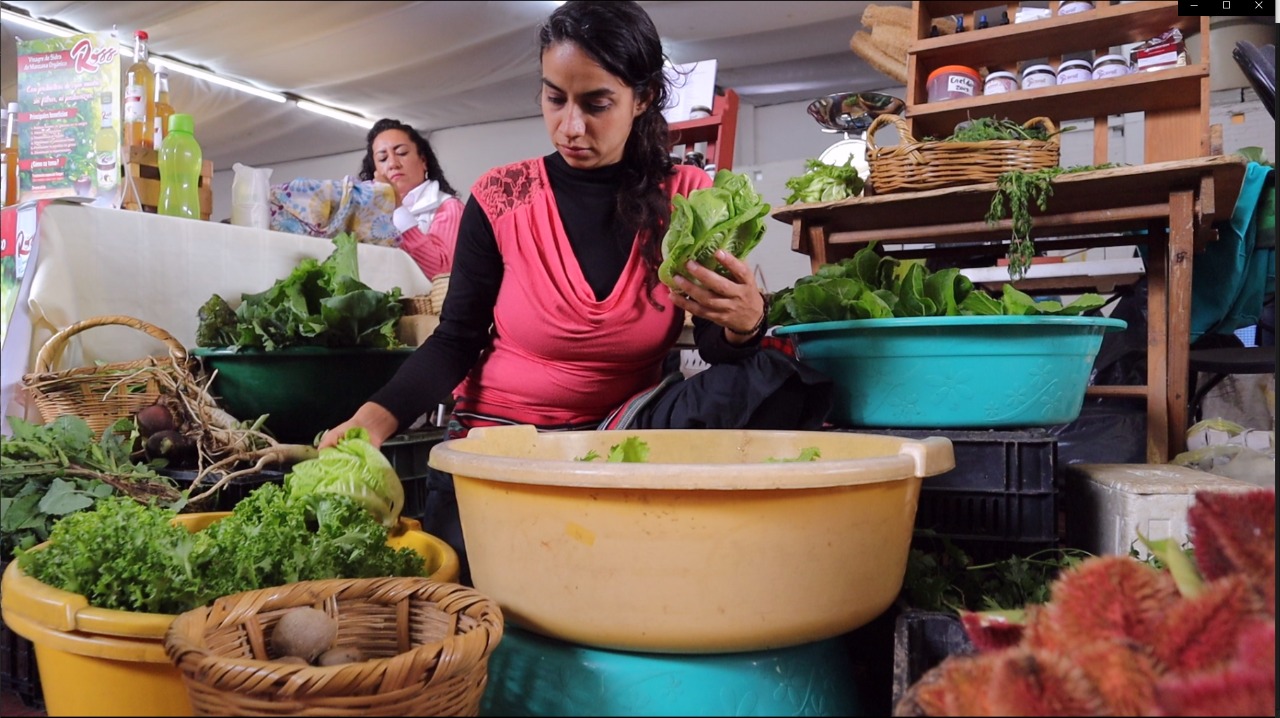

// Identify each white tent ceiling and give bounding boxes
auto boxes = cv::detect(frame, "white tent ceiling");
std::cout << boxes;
[1,1,908,170]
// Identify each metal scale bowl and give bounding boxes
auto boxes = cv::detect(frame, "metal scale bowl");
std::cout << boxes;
[806,91,905,179]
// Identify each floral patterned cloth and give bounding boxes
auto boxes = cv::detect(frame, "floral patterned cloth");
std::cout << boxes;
[268,176,401,245]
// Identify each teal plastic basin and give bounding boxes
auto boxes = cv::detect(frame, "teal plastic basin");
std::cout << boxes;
[191,347,414,443]
[480,623,864,717]
[774,315,1127,428]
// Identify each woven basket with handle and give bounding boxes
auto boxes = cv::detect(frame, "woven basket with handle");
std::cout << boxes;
[400,273,450,316]
[21,315,195,436]
[164,577,504,717]
[866,115,1061,195]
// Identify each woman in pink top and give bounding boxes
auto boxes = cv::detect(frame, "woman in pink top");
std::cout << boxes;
[359,118,464,280]
[322,1,831,583]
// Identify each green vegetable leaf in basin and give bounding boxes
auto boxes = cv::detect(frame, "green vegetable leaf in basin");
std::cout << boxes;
[195,232,403,351]
[768,243,1106,326]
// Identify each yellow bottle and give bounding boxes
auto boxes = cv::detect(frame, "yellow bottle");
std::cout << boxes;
[2,101,18,207]
[123,30,156,149]
[152,71,174,149]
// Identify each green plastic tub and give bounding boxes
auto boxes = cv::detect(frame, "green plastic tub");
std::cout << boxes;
[775,315,1127,428]
[191,347,414,444]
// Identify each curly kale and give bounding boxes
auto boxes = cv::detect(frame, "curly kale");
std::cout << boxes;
[18,485,425,614]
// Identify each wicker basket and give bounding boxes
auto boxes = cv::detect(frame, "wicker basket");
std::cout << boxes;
[21,315,194,436]
[400,274,451,317]
[164,577,504,717]
[866,115,1061,195]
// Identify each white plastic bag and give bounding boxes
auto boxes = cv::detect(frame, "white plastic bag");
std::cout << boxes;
[1174,418,1275,488]
[231,162,274,229]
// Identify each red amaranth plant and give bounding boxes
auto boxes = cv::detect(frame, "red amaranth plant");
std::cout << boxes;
[895,489,1276,717]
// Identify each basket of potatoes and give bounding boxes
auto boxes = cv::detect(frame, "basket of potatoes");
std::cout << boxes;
[163,577,504,716]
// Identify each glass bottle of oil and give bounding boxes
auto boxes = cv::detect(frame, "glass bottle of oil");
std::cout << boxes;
[2,101,19,206]
[152,71,174,149]
[123,30,156,149]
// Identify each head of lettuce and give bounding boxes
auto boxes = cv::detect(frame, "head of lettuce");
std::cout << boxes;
[286,427,404,528]
[658,169,770,289]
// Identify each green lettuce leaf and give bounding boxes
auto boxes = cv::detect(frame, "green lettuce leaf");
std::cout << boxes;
[783,158,865,205]
[285,427,405,528]
[659,169,771,289]
[770,243,1111,325]
[194,232,404,350]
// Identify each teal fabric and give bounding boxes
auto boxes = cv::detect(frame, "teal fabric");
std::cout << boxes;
[1189,161,1276,342]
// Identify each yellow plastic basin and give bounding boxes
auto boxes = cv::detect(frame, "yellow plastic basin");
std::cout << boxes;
[429,425,954,654]
[0,512,457,717]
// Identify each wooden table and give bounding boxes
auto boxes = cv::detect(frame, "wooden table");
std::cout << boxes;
[771,155,1249,463]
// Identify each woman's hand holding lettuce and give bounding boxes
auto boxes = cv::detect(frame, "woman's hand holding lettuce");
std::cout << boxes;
[658,169,770,289]
[285,427,404,528]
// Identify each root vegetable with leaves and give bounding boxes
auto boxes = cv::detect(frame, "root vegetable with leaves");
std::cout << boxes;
[145,364,318,506]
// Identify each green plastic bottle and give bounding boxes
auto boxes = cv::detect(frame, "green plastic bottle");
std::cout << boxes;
[157,113,202,219]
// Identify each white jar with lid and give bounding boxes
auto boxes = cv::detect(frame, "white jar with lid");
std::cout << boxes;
[1021,64,1057,91]
[983,71,1019,95]
[1057,59,1093,85]
[1092,54,1131,80]
[1057,1,1095,15]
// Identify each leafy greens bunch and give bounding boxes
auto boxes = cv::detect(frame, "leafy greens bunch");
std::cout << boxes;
[1,415,178,561]
[18,484,425,615]
[658,169,771,289]
[17,427,423,614]
[767,243,1106,326]
[195,232,403,351]
[783,157,865,205]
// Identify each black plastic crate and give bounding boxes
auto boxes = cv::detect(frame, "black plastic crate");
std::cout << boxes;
[891,609,974,712]
[160,429,446,518]
[910,532,1062,567]
[163,467,287,512]
[846,428,1061,559]
[381,429,446,524]
[1,561,44,710]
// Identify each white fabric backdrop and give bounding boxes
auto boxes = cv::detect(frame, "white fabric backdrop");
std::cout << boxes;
[0,201,431,431]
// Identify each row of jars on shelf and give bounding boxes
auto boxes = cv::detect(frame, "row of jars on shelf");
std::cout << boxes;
[926,53,1133,102]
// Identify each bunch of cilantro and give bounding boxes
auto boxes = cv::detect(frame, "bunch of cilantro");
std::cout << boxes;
[658,169,771,289]
[17,484,425,614]
[782,158,865,205]
[195,232,403,351]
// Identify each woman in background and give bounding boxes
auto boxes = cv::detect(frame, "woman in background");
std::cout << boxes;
[359,118,464,279]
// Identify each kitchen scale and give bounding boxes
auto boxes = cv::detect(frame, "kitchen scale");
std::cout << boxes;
[806,91,905,181]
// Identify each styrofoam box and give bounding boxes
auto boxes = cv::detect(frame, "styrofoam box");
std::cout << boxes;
[1064,463,1260,559]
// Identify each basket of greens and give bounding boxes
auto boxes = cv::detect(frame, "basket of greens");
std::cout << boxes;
[192,232,410,444]
[865,115,1061,195]
[770,244,1126,428]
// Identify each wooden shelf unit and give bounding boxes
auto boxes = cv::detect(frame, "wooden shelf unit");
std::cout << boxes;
[905,1,1210,165]
[668,87,739,171]
[772,156,1249,464]
[772,2,1242,462]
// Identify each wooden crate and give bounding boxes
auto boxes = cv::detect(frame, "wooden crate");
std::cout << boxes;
[121,145,214,221]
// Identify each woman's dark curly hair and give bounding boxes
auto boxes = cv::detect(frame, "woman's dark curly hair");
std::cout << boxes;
[538,0,677,305]
[359,118,458,197]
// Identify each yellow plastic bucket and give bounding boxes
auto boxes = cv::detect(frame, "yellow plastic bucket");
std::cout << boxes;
[0,512,457,716]
[430,425,955,653]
